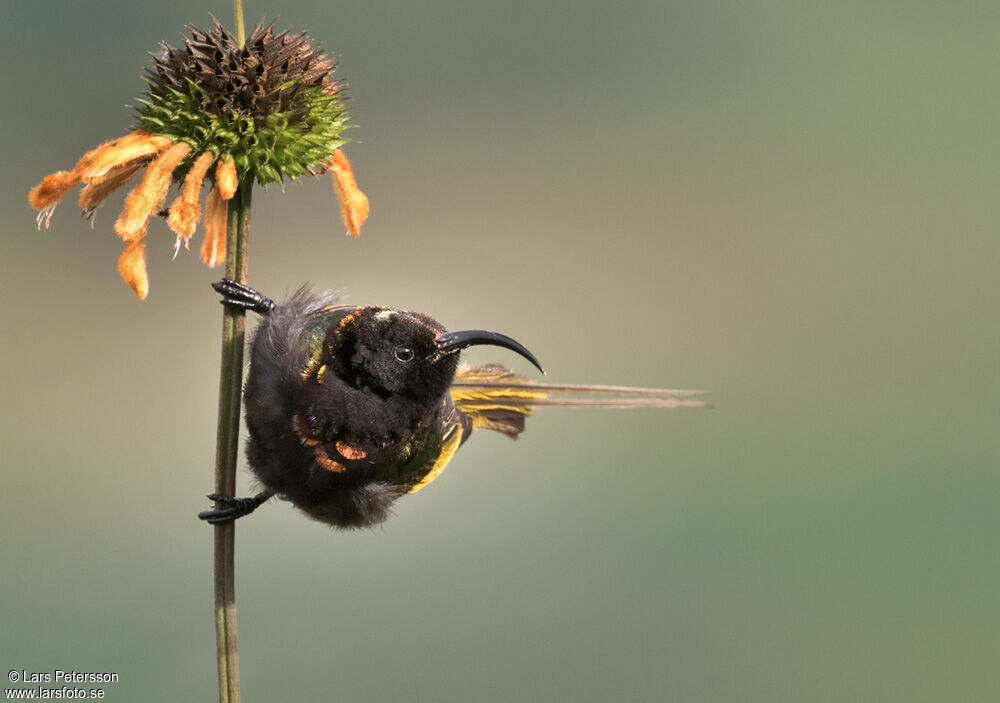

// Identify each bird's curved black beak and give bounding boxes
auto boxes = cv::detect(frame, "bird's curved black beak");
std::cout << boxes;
[436,329,545,374]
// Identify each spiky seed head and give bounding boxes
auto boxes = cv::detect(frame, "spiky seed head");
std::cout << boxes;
[137,19,350,188]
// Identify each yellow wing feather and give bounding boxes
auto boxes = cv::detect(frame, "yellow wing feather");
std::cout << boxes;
[408,423,464,494]
[450,364,547,437]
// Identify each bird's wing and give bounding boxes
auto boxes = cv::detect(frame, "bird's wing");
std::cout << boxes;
[405,418,466,494]
[450,363,709,439]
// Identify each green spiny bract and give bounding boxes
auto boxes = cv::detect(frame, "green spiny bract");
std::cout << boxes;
[135,19,349,186]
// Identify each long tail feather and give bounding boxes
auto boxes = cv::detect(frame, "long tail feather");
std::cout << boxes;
[451,364,709,438]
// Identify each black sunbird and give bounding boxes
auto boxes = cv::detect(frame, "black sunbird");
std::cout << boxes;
[199,279,708,529]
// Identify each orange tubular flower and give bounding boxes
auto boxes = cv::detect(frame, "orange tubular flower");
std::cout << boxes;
[167,151,217,248]
[328,149,369,237]
[28,20,367,299]
[80,131,174,181]
[215,160,238,201]
[29,171,83,229]
[79,161,147,223]
[117,240,149,301]
[115,141,192,242]
[28,130,175,230]
[200,189,228,269]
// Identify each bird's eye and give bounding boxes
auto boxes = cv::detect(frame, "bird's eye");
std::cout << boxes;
[393,346,414,362]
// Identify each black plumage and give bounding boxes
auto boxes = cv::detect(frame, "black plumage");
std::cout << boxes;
[201,279,541,528]
[199,279,707,529]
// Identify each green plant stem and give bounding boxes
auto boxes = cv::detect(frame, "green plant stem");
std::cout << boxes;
[234,0,246,49]
[212,179,252,703]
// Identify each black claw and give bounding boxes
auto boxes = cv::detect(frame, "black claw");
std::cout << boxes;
[212,279,276,315]
[198,491,270,524]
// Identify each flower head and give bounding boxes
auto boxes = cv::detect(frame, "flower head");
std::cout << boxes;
[28,20,368,299]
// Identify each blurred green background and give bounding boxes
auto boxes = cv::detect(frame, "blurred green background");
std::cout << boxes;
[1,1,997,701]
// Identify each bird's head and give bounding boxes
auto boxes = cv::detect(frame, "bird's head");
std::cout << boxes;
[326,307,543,401]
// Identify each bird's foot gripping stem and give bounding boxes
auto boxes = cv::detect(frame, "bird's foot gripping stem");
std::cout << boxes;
[198,492,271,524]
[212,279,276,315]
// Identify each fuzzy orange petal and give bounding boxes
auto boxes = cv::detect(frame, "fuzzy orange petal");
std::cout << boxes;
[114,141,192,242]
[200,188,227,268]
[215,160,237,200]
[29,171,81,211]
[328,149,369,236]
[79,161,145,222]
[79,131,174,181]
[117,239,149,300]
[29,171,82,229]
[167,151,216,240]
[28,131,172,229]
